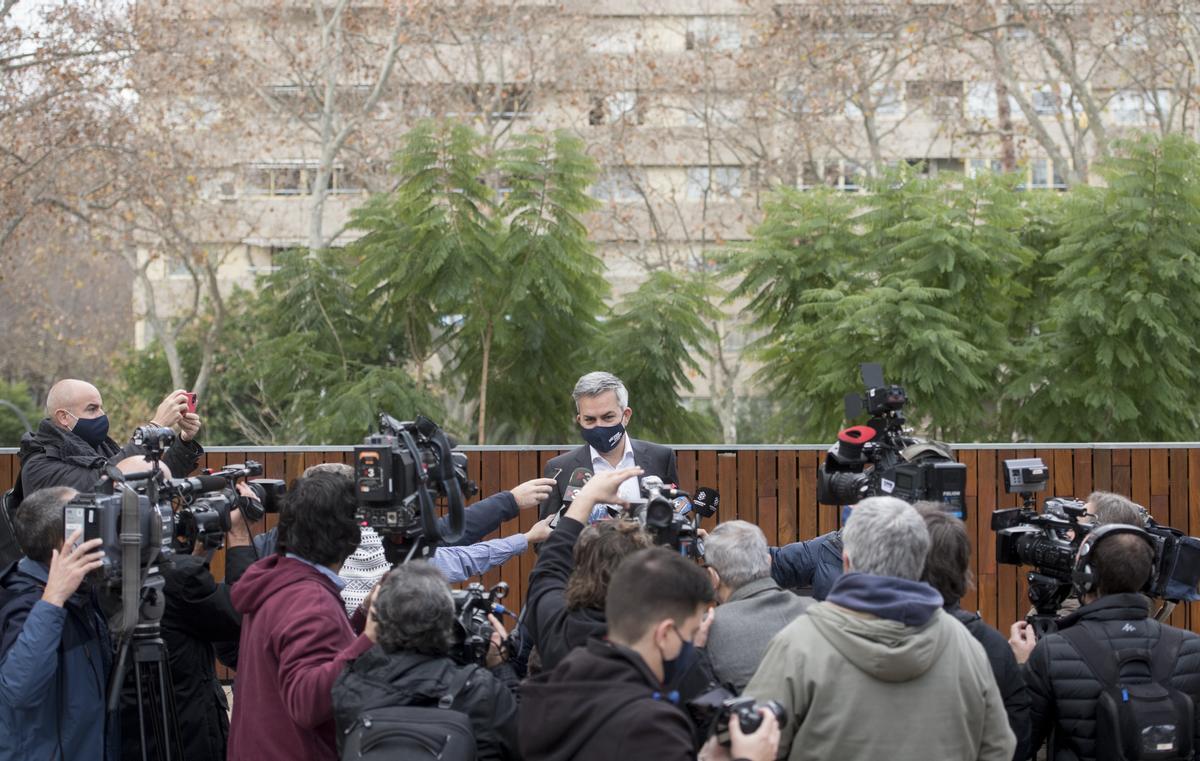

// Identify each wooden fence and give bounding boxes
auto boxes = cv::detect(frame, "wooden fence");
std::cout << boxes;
[4,444,1199,634]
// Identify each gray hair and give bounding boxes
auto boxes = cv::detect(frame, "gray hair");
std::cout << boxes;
[842,496,930,581]
[372,561,455,655]
[15,486,78,564]
[302,462,354,480]
[1086,491,1147,527]
[573,371,629,411]
[704,520,771,591]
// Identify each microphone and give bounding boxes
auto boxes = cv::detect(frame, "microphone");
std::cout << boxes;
[692,487,720,519]
[562,467,593,503]
[164,474,229,495]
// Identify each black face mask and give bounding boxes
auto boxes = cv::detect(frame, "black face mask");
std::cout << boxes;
[581,421,625,453]
[69,413,110,448]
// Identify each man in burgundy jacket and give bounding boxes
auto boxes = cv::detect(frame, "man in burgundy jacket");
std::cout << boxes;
[228,471,372,761]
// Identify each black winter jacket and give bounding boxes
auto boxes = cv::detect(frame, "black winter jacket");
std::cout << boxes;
[519,637,697,761]
[332,647,520,761]
[949,605,1031,761]
[118,546,256,761]
[524,516,607,672]
[1024,593,1200,761]
[18,418,203,497]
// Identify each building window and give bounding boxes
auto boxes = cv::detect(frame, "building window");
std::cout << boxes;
[686,166,744,200]
[798,159,865,191]
[245,246,284,277]
[906,80,963,118]
[845,84,902,120]
[686,17,742,51]
[1021,158,1066,190]
[592,168,643,202]
[591,28,639,55]
[967,158,1004,177]
[461,83,532,121]
[243,163,361,197]
[1108,89,1166,126]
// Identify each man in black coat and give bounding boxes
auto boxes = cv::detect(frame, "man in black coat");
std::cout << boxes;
[1016,523,1200,761]
[916,505,1030,761]
[17,379,203,499]
[539,372,677,521]
[332,561,519,761]
[519,547,780,761]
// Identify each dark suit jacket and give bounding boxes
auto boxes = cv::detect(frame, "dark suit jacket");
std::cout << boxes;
[539,438,678,519]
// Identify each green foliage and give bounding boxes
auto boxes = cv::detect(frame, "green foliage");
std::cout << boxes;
[1009,134,1200,440]
[729,166,1033,441]
[601,270,720,443]
[0,380,40,446]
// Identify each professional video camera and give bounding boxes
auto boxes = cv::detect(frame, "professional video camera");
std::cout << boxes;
[161,461,285,550]
[816,363,966,517]
[992,457,1200,634]
[449,581,513,666]
[354,413,477,564]
[628,476,718,560]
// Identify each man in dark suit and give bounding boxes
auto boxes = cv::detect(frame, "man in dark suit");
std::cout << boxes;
[539,372,677,521]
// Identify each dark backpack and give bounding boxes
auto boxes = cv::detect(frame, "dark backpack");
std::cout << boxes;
[340,665,478,761]
[0,469,23,568]
[1061,622,1195,761]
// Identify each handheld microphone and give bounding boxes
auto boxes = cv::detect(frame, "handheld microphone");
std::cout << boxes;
[692,487,720,519]
[672,494,693,516]
[562,467,593,503]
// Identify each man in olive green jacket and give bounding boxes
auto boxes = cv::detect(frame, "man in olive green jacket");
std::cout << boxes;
[744,497,1015,761]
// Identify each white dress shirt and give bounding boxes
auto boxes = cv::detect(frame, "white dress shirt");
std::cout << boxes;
[589,433,641,505]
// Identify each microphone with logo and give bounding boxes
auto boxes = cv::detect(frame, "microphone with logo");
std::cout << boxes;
[551,467,598,528]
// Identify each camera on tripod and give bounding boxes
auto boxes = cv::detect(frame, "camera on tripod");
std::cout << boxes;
[816,363,966,517]
[354,413,477,564]
[449,581,512,666]
[628,477,718,560]
[992,456,1200,633]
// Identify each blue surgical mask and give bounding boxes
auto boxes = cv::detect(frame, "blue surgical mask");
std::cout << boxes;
[581,422,625,453]
[661,624,696,686]
[68,413,110,448]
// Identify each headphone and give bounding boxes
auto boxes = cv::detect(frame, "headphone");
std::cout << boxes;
[1072,522,1157,598]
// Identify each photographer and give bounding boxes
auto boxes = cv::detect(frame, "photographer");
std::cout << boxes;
[524,466,653,672]
[228,471,372,761]
[520,547,780,761]
[915,504,1030,761]
[332,561,519,761]
[17,380,203,500]
[0,486,115,761]
[1020,525,1200,761]
[745,497,1015,761]
[702,520,810,693]
[108,456,262,761]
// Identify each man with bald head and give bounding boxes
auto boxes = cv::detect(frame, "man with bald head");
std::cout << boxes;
[16,380,204,500]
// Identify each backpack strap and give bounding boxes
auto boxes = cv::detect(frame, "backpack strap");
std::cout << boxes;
[1060,623,1121,687]
[436,665,478,710]
[1150,624,1187,684]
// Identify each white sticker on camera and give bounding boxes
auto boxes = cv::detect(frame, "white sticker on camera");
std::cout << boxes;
[880,479,896,494]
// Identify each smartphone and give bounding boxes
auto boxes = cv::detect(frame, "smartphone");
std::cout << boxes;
[185,392,197,414]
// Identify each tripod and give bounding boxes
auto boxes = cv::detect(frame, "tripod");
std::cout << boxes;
[107,575,184,761]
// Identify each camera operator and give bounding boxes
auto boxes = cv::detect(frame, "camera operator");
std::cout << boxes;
[0,486,114,761]
[108,456,262,761]
[17,380,203,501]
[701,520,810,693]
[1010,490,1149,656]
[915,503,1030,761]
[253,463,555,614]
[520,546,780,761]
[1019,525,1200,761]
[332,561,519,760]
[524,466,653,672]
[228,471,373,761]
[539,372,678,520]
[745,497,1015,761]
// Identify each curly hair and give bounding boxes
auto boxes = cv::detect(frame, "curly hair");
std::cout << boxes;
[276,471,361,567]
[565,519,652,611]
[372,561,455,655]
